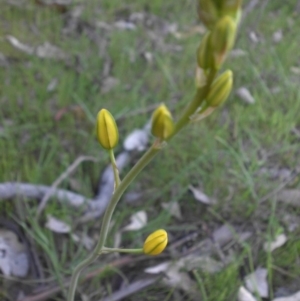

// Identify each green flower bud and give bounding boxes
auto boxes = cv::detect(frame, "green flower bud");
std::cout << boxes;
[96,109,119,150]
[151,104,174,140]
[143,229,168,256]
[211,16,236,68]
[197,0,219,29]
[197,32,215,70]
[207,70,233,107]
[220,0,242,24]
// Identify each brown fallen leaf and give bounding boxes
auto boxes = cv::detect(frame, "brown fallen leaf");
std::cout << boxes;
[189,185,216,205]
[236,87,255,104]
[45,215,71,234]
[238,286,257,301]
[273,291,300,301]
[277,189,300,207]
[244,268,268,298]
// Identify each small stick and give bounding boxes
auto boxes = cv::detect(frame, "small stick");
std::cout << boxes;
[100,276,160,301]
[36,155,98,217]
[259,168,300,204]
[20,256,135,301]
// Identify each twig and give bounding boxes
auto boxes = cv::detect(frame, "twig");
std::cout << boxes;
[259,168,300,203]
[100,276,160,301]
[20,256,135,301]
[36,155,98,217]
[0,182,93,208]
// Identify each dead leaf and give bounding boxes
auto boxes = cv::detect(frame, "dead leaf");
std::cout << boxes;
[47,78,58,92]
[114,21,136,30]
[249,31,259,43]
[180,255,225,273]
[230,49,247,58]
[290,66,300,75]
[45,215,71,233]
[172,25,205,39]
[144,260,196,295]
[273,291,300,301]
[189,185,215,205]
[101,77,119,94]
[263,233,287,252]
[212,224,233,246]
[238,286,257,301]
[278,189,300,207]
[273,30,283,43]
[162,265,196,294]
[6,36,67,60]
[144,261,170,274]
[161,201,182,220]
[122,211,147,231]
[124,191,144,203]
[236,87,255,104]
[123,129,149,151]
[0,229,29,277]
[36,42,67,60]
[71,233,94,250]
[55,105,86,121]
[143,52,153,63]
[6,35,34,54]
[244,268,268,298]
[282,213,300,232]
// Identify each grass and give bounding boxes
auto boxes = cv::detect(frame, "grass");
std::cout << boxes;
[1,0,300,300]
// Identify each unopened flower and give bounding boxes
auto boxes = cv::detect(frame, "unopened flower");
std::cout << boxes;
[151,104,174,140]
[143,229,168,256]
[197,0,219,29]
[96,109,119,150]
[211,16,236,68]
[197,32,215,70]
[206,69,233,107]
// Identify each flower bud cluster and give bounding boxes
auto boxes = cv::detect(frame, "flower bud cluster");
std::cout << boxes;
[194,0,241,118]
[196,0,241,70]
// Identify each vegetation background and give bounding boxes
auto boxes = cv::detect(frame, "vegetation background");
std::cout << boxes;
[1,0,300,300]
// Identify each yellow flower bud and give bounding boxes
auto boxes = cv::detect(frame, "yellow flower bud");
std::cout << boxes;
[197,32,215,70]
[143,229,168,256]
[151,104,174,140]
[96,109,119,150]
[197,0,219,29]
[211,16,236,68]
[206,70,233,107]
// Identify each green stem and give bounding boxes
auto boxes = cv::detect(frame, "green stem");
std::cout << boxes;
[170,69,217,139]
[109,149,121,189]
[101,247,143,254]
[67,69,218,301]
[67,143,160,301]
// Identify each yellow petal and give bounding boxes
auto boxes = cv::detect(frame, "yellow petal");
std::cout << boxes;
[143,229,168,256]
[96,109,119,150]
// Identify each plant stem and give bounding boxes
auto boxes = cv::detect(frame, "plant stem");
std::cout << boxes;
[67,69,218,301]
[109,149,121,189]
[170,69,217,138]
[101,247,143,254]
[67,143,160,301]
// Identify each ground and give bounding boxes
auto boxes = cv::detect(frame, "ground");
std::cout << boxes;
[1,0,300,300]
